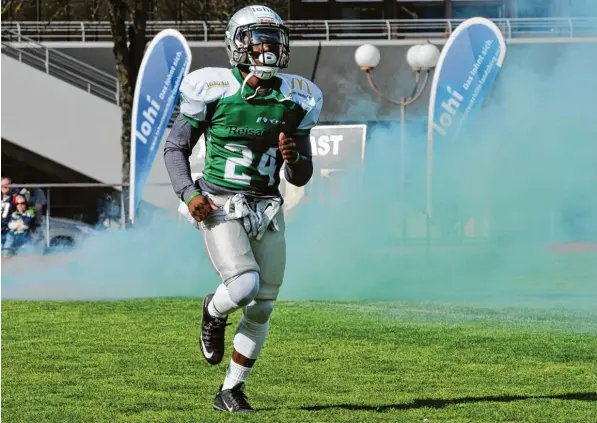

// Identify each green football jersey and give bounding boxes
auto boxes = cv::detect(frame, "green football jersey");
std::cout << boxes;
[179,66,324,195]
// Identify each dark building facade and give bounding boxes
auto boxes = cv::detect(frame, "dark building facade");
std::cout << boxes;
[289,0,508,21]
[3,0,589,22]
[287,0,594,20]
[287,0,591,21]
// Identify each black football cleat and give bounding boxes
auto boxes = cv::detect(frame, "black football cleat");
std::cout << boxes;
[200,293,229,365]
[213,383,255,413]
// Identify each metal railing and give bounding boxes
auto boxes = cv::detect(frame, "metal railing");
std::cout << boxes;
[2,17,596,42]
[1,29,183,123]
[1,29,120,105]
[3,180,594,257]
[1,182,176,255]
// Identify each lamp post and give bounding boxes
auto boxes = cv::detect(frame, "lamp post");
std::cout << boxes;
[355,42,440,238]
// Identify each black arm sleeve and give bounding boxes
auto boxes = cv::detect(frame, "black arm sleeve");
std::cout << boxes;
[284,133,314,187]
[163,114,207,203]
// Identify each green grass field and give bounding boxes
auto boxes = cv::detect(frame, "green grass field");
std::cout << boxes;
[2,299,595,423]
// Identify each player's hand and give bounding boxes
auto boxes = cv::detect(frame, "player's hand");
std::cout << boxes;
[279,132,300,164]
[187,194,218,222]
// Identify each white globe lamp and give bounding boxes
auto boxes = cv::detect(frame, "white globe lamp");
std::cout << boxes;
[417,43,441,69]
[355,44,381,71]
[406,44,422,70]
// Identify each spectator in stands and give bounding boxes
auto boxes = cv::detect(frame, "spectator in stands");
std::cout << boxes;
[3,195,36,256]
[16,186,47,242]
[96,193,121,229]
[18,186,46,222]
[27,186,47,217]
[1,176,16,248]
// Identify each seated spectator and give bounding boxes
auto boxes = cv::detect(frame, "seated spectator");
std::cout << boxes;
[15,186,48,242]
[3,195,36,257]
[1,176,16,248]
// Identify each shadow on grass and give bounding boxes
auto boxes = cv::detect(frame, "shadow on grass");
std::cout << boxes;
[294,392,597,412]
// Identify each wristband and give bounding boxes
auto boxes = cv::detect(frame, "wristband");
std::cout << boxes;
[288,152,301,165]
[185,191,201,205]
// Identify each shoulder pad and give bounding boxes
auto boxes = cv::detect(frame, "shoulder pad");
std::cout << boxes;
[278,73,324,133]
[179,67,240,121]
[278,73,323,109]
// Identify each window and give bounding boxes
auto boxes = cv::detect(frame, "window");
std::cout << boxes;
[452,3,505,19]
[338,4,385,19]
[396,1,446,20]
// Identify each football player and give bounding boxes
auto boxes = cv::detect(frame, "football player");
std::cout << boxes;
[163,4,324,413]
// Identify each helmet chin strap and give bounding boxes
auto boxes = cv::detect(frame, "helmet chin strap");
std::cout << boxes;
[249,65,278,80]
[240,67,290,103]
[240,71,259,101]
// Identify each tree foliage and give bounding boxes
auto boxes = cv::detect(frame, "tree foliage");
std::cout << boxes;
[104,0,148,223]
[2,0,289,21]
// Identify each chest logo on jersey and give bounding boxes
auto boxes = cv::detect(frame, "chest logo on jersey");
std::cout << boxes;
[256,116,286,125]
[229,126,266,136]
[206,81,230,89]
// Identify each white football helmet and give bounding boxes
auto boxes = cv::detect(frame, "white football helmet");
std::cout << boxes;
[225,5,290,80]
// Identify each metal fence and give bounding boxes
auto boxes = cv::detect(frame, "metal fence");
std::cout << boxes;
[3,173,594,258]
[3,17,597,42]
[1,182,178,256]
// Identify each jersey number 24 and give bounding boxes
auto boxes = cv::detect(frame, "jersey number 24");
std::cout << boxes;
[224,144,278,187]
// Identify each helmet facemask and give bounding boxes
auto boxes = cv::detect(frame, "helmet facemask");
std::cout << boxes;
[229,24,290,80]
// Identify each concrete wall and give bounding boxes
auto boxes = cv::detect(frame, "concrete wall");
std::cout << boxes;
[0,55,176,209]
[1,55,122,182]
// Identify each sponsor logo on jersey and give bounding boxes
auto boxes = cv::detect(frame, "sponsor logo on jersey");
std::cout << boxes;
[290,77,311,95]
[228,126,266,136]
[206,80,231,89]
[256,116,286,125]
[293,91,314,102]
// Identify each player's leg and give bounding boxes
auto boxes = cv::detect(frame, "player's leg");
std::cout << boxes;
[200,204,261,366]
[214,211,286,413]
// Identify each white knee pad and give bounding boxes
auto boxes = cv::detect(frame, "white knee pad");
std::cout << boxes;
[226,271,260,308]
[244,299,275,324]
[233,300,275,359]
